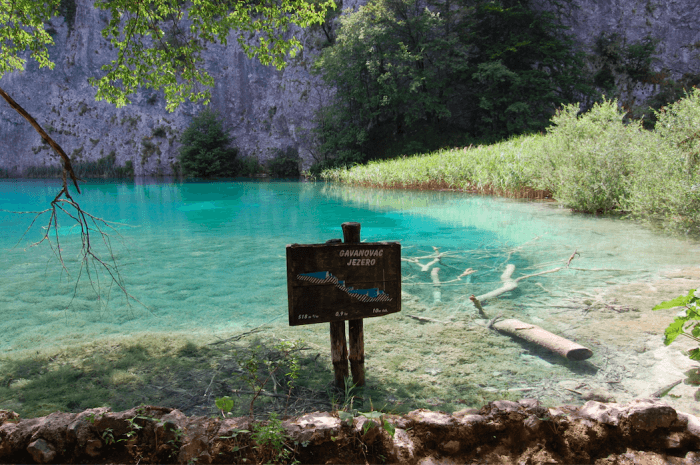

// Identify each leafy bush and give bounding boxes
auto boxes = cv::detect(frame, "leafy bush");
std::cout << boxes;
[152,126,167,138]
[323,89,700,232]
[623,88,700,227]
[178,109,239,177]
[267,147,300,178]
[237,157,263,177]
[526,98,645,213]
[24,150,134,178]
[653,289,700,361]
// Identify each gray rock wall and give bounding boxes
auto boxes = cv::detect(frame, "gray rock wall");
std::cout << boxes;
[1,0,699,175]
[0,0,333,175]
[536,0,700,105]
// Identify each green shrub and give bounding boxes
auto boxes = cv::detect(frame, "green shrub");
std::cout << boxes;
[178,109,239,177]
[623,88,700,227]
[267,147,300,178]
[152,126,167,138]
[323,90,700,233]
[527,98,645,213]
[653,289,700,364]
[237,157,263,177]
[24,150,134,179]
[140,138,160,165]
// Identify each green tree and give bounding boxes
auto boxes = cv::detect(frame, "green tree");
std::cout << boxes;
[466,1,589,138]
[313,0,470,168]
[179,109,239,178]
[311,0,590,170]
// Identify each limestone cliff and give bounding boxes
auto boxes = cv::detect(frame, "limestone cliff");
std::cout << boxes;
[0,0,698,175]
[0,0,338,176]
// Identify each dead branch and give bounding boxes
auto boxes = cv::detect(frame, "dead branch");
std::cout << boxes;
[491,319,593,361]
[475,250,579,301]
[651,379,683,398]
[566,249,579,267]
[469,295,488,318]
[208,325,268,346]
[431,267,441,303]
[405,314,448,324]
[486,313,503,329]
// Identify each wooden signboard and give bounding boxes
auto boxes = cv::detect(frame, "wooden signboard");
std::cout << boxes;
[286,241,401,326]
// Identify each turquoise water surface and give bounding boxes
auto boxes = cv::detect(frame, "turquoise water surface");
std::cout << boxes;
[1,179,698,355]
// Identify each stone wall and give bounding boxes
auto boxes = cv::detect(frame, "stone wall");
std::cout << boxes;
[2,398,699,463]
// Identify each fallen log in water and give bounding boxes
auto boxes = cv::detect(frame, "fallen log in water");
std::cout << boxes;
[491,318,593,361]
[469,294,593,361]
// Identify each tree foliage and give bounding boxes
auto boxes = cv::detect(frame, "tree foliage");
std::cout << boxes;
[312,0,590,171]
[1,0,335,111]
[178,109,239,178]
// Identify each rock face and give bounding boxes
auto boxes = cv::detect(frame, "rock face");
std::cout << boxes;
[1,399,700,464]
[0,0,335,176]
[0,0,699,175]
[534,0,700,108]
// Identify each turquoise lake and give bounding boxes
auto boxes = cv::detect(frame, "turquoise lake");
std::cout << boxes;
[3,178,700,417]
[0,178,698,355]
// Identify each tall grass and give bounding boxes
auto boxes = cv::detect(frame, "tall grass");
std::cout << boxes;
[321,134,551,199]
[322,90,700,233]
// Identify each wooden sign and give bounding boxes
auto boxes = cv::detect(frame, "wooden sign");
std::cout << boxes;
[286,241,401,326]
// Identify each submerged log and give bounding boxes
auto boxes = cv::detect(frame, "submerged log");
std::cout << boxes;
[431,267,441,303]
[491,319,593,361]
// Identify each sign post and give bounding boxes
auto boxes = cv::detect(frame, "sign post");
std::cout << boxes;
[286,222,401,387]
[343,222,365,387]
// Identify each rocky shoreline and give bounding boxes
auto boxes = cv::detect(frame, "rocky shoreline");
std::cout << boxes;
[2,398,699,464]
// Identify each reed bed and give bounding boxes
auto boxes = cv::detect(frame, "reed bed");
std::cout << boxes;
[322,92,700,234]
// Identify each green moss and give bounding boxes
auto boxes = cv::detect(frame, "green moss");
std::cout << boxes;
[141,138,160,165]
[70,146,84,160]
[152,126,167,138]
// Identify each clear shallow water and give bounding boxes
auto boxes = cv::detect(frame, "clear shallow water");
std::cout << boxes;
[0,179,698,355]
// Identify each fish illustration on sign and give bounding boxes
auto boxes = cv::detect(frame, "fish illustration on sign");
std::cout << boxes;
[297,271,392,303]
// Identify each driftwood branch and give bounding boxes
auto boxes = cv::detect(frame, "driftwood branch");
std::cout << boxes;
[469,295,488,318]
[406,314,449,324]
[431,267,441,303]
[651,379,683,398]
[467,251,593,361]
[475,250,579,302]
